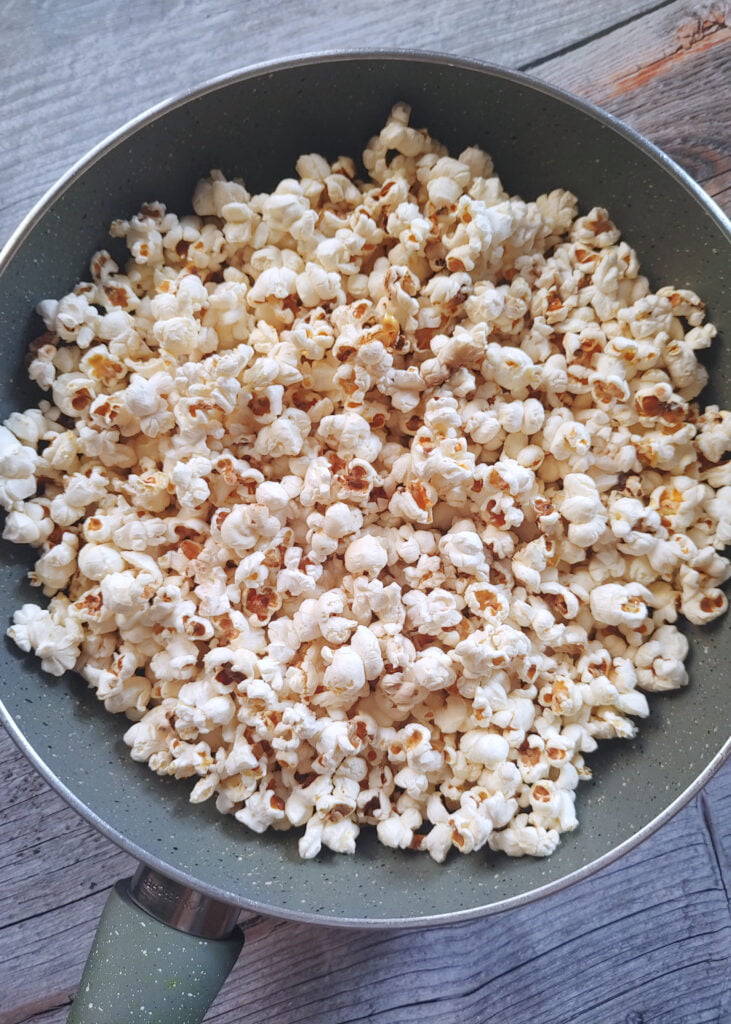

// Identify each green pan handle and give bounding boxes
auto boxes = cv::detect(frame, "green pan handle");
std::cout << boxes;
[67,869,245,1024]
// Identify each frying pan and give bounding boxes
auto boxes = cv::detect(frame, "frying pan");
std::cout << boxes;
[0,52,729,1023]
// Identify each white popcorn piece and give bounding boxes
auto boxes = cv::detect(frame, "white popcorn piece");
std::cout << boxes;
[459,730,509,767]
[2,499,54,547]
[318,412,382,461]
[0,425,40,508]
[31,532,79,594]
[9,601,84,676]
[438,527,486,572]
[490,815,560,858]
[589,582,652,627]
[77,542,126,580]
[344,534,389,576]
[316,647,368,709]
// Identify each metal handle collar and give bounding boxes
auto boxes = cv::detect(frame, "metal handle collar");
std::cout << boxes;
[128,864,241,939]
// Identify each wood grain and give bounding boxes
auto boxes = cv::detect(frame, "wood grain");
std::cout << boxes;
[0,1,729,1023]
[534,1,731,204]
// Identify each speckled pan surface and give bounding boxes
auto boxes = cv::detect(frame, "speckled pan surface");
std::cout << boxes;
[0,52,729,926]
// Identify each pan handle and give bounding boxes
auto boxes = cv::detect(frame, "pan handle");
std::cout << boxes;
[67,867,244,1023]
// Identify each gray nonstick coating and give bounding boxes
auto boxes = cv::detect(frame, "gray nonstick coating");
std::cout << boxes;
[0,52,729,927]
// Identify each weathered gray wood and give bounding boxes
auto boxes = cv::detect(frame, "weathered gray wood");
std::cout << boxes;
[535,1,731,202]
[0,1,729,1023]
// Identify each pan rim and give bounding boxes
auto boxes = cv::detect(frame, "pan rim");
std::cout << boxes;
[0,47,729,928]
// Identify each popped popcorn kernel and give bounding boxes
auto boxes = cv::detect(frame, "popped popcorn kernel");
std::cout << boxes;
[3,104,727,865]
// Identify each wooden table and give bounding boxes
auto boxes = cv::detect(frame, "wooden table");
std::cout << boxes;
[1,3,729,1022]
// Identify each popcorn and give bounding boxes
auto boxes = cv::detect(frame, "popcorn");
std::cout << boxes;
[8,601,83,676]
[0,426,39,507]
[344,534,389,576]
[123,373,176,437]
[77,542,126,580]
[589,582,652,627]
[459,730,510,767]
[2,104,727,866]
[30,532,79,594]
[316,647,367,709]
[350,624,384,680]
[2,499,54,547]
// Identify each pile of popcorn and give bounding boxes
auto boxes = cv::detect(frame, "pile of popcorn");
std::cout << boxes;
[2,104,730,862]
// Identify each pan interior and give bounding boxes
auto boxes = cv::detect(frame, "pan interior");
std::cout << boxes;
[0,54,729,924]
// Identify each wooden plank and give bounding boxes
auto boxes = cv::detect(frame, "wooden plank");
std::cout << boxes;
[533,2,730,102]
[534,1,731,205]
[0,885,110,1024]
[0,730,136,930]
